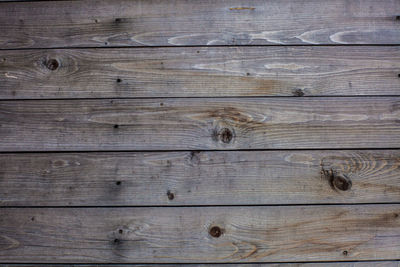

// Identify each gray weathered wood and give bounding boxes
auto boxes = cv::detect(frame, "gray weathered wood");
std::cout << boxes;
[1,0,400,48]
[1,150,400,206]
[1,97,400,151]
[1,46,400,99]
[2,263,400,267]
[0,205,399,262]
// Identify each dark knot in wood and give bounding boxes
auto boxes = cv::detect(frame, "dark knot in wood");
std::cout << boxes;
[324,169,352,191]
[45,59,59,71]
[209,226,222,238]
[167,190,174,200]
[219,128,233,143]
[332,174,352,191]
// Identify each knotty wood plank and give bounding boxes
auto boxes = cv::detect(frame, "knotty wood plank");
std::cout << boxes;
[1,150,400,206]
[1,0,400,48]
[1,46,400,99]
[0,205,399,262]
[1,97,400,151]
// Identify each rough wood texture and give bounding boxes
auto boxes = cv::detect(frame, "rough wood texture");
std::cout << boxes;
[1,150,400,206]
[1,46,400,99]
[1,97,400,151]
[2,263,400,267]
[1,0,400,49]
[0,205,399,263]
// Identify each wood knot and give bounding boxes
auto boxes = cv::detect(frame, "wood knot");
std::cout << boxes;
[332,174,352,191]
[217,128,233,143]
[293,88,304,97]
[396,15,400,20]
[209,226,222,238]
[45,59,59,71]
[324,169,352,191]
[167,190,174,200]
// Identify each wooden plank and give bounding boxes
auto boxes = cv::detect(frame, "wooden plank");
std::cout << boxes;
[2,263,400,267]
[1,97,400,151]
[0,205,399,262]
[1,0,400,48]
[1,46,400,99]
[1,150,400,206]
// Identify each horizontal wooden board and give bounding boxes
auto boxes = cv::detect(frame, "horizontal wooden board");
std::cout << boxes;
[1,97,400,151]
[1,205,400,262]
[1,150,400,206]
[2,263,400,267]
[1,46,400,99]
[1,0,400,48]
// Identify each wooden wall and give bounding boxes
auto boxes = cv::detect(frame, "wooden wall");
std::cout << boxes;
[0,0,399,265]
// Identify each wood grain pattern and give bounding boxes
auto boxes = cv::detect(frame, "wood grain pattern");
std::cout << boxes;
[1,46,400,99]
[1,97,400,151]
[1,0,400,49]
[0,205,399,262]
[2,263,400,267]
[1,150,400,206]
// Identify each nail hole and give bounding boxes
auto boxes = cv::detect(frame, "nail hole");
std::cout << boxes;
[167,190,174,200]
[398,74,400,78]
[114,238,120,243]
[104,42,109,45]
[219,128,233,143]
[246,72,250,76]
[343,250,348,256]
[116,181,121,185]
[209,226,222,238]
[196,50,200,53]
[94,19,98,23]
[117,78,122,83]
[31,217,35,221]
[118,229,123,234]
[114,124,119,129]
[396,16,400,20]
[160,102,164,106]
[45,59,59,71]
[115,18,122,23]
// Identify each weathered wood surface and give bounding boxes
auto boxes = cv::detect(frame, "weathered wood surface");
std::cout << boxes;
[1,150,400,206]
[2,263,400,267]
[0,205,399,262]
[1,97,400,151]
[1,0,400,49]
[1,46,400,99]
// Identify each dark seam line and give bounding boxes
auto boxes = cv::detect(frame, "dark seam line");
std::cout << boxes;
[1,148,400,154]
[0,44,400,51]
[2,203,400,208]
